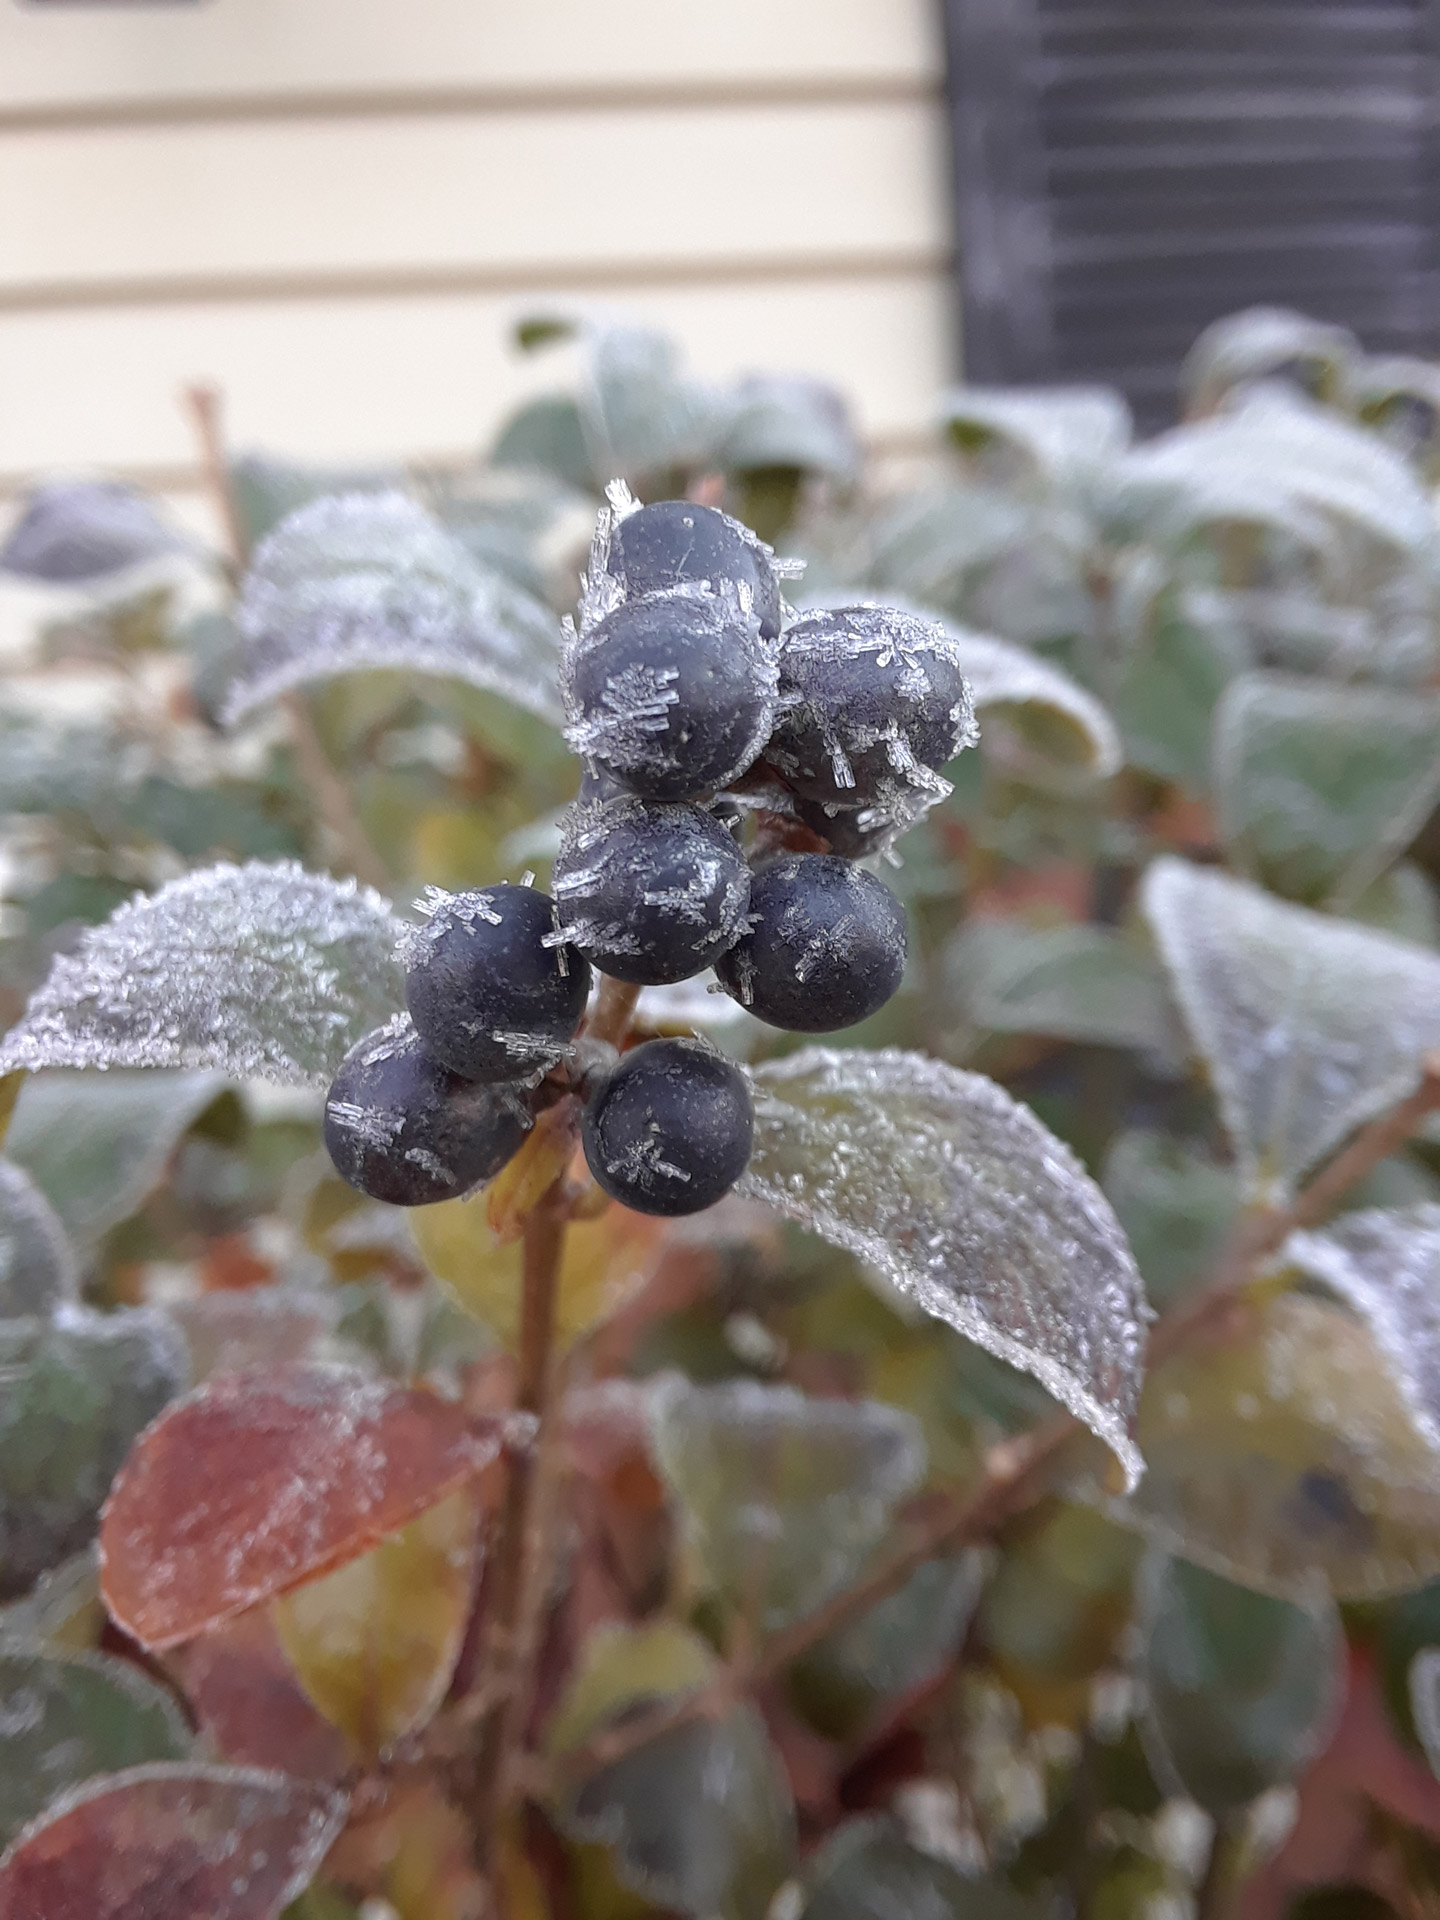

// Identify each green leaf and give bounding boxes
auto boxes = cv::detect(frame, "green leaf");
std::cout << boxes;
[546,1620,717,1757]
[744,1049,1148,1489]
[0,863,405,1087]
[1180,307,1358,416]
[5,1071,226,1250]
[0,1159,78,1317]
[1102,1132,1240,1312]
[941,386,1132,493]
[1113,579,1250,793]
[650,1378,925,1634]
[489,394,595,491]
[1410,1646,1440,1778]
[0,1549,102,1652]
[1212,672,1440,905]
[949,921,1176,1055]
[0,1309,185,1599]
[1346,862,1440,946]
[1139,1554,1341,1814]
[1142,857,1440,1202]
[577,321,725,482]
[0,1646,191,1847]
[716,374,860,481]
[797,1817,1039,1920]
[978,1503,1142,1704]
[227,454,401,550]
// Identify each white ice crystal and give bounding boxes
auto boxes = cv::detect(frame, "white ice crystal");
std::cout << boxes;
[0,1158,78,1319]
[228,491,565,728]
[0,861,406,1087]
[742,1047,1148,1488]
[1142,857,1440,1201]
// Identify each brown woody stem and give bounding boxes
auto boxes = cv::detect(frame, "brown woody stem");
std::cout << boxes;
[585,977,641,1049]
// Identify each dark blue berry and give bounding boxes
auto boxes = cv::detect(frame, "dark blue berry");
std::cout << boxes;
[323,1017,530,1206]
[767,606,975,808]
[404,883,590,1083]
[715,852,907,1032]
[565,587,776,802]
[582,1037,753,1216]
[600,500,784,640]
[552,796,750,986]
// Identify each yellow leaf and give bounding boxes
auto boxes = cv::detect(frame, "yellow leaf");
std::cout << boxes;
[271,1485,480,1758]
[0,1070,25,1149]
[486,1103,579,1245]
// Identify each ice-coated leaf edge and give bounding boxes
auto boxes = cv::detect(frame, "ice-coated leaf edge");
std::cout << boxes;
[741,1047,1148,1490]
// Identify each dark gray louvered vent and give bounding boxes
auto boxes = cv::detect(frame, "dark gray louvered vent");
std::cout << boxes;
[942,0,1440,426]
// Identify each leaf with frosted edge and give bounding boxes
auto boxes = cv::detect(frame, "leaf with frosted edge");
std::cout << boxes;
[0,1762,347,1920]
[228,491,564,728]
[743,1049,1148,1489]
[271,1486,480,1757]
[0,1159,77,1318]
[1139,1553,1342,1815]
[227,453,402,550]
[948,921,1177,1056]
[0,862,405,1087]
[941,385,1133,492]
[650,1378,926,1633]
[1213,673,1440,905]
[580,322,727,481]
[0,1309,186,1601]
[797,1818,1040,1920]
[1287,1205,1440,1452]
[1180,306,1359,416]
[5,1071,226,1250]
[1141,857,1440,1202]
[100,1365,510,1650]
[0,1550,102,1654]
[0,1647,191,1847]
[716,373,860,480]
[1081,1292,1440,1599]
[0,482,186,585]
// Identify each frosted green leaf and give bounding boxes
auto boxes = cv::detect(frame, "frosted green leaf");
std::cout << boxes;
[0,1646,191,1846]
[1141,857,1440,1202]
[0,482,185,585]
[0,862,405,1087]
[227,453,401,549]
[1113,577,1251,792]
[0,1549,102,1653]
[1409,1646,1440,1778]
[1101,1132,1239,1312]
[5,1071,226,1250]
[230,491,563,727]
[1349,863,1440,947]
[650,1378,925,1633]
[1139,1554,1341,1815]
[797,1817,1039,1920]
[949,921,1176,1055]
[744,1049,1148,1488]
[1213,672,1440,905]
[941,386,1132,492]
[1354,356,1440,472]
[0,712,148,820]
[0,1308,186,1599]
[579,322,726,481]
[716,373,860,479]
[1180,307,1358,416]
[0,1160,77,1319]
[1287,1206,1440,1452]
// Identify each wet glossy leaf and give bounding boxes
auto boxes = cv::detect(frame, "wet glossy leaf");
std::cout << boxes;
[0,483,185,584]
[1180,308,1358,415]
[1140,1554,1341,1815]
[797,1816,1037,1920]
[0,1310,185,1600]
[1102,1131,1240,1312]
[100,1366,507,1649]
[1142,857,1440,1202]
[0,864,405,1086]
[271,1486,480,1757]
[651,1378,924,1633]
[0,1647,191,1847]
[5,1071,225,1251]
[949,921,1176,1055]
[168,1608,349,1782]
[1090,1292,1440,1599]
[231,492,563,727]
[1213,673,1440,904]
[0,1762,346,1920]
[744,1049,1148,1488]
[0,1160,77,1318]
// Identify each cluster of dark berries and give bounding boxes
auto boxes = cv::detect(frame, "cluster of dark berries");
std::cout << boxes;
[324,491,975,1220]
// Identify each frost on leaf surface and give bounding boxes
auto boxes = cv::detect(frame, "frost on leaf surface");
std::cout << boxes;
[0,861,405,1086]
[99,1364,509,1649]
[940,386,1133,492]
[0,1761,347,1920]
[1142,857,1440,1201]
[0,1159,78,1318]
[649,1378,925,1632]
[229,490,564,727]
[1287,1205,1440,1451]
[743,1049,1147,1489]
[0,482,185,584]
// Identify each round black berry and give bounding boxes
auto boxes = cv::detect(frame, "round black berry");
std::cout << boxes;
[582,1037,753,1216]
[565,587,776,801]
[767,606,976,807]
[552,796,750,986]
[404,883,591,1083]
[715,852,907,1032]
[599,499,784,641]
[324,1017,530,1207]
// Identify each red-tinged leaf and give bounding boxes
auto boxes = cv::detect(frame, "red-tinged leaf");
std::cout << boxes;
[167,1608,350,1782]
[0,1761,346,1920]
[100,1365,509,1650]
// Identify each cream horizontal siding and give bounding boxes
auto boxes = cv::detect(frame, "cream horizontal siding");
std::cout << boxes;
[0,0,953,502]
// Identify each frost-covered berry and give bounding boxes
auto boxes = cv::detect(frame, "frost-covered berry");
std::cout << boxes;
[582,1037,753,1216]
[599,498,784,641]
[715,852,907,1032]
[767,606,976,807]
[552,796,750,986]
[565,587,776,801]
[323,1017,530,1206]
[403,883,590,1083]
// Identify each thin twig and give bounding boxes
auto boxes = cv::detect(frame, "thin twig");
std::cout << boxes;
[1194,1815,1247,1920]
[281,690,394,895]
[585,977,641,1049]
[182,383,251,576]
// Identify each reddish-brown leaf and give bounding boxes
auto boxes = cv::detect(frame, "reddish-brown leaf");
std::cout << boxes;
[101,1365,509,1650]
[168,1607,350,1782]
[0,1761,346,1920]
